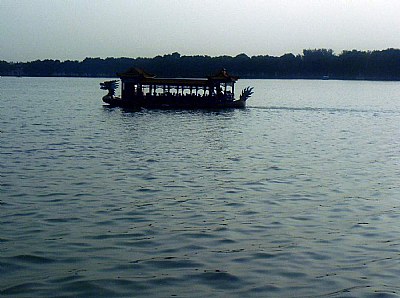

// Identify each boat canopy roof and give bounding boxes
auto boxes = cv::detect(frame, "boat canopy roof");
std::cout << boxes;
[207,68,238,82]
[117,68,238,86]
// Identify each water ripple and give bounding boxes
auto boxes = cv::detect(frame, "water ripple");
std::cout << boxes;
[1,78,400,297]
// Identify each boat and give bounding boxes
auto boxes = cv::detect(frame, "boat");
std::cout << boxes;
[100,68,253,109]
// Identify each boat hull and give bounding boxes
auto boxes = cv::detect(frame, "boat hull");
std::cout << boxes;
[102,95,246,109]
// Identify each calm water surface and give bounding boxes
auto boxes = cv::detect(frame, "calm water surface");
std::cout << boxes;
[1,77,400,297]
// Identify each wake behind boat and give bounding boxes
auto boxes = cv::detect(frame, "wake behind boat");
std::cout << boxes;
[100,68,253,109]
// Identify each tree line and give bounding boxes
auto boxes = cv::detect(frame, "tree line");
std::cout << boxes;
[1,48,400,80]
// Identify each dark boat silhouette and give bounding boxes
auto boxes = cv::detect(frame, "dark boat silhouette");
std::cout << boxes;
[100,68,253,109]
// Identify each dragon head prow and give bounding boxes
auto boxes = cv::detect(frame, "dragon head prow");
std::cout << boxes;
[100,80,119,96]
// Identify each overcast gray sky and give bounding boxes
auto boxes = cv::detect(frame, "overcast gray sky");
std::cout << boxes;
[1,0,400,62]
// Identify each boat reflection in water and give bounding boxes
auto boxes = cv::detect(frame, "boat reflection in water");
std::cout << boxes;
[100,68,253,109]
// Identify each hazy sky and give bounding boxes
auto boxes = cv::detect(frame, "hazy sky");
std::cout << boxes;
[1,0,400,62]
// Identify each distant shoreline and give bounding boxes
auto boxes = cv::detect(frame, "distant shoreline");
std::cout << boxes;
[2,49,400,81]
[2,75,400,82]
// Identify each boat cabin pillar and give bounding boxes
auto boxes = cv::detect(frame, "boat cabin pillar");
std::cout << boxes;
[122,80,144,101]
[122,81,136,101]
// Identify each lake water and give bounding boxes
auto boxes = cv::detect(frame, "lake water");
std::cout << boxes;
[1,77,400,297]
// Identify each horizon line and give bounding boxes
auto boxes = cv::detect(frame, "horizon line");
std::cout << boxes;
[3,47,400,64]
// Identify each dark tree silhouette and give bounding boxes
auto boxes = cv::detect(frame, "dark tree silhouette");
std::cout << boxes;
[1,48,400,80]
